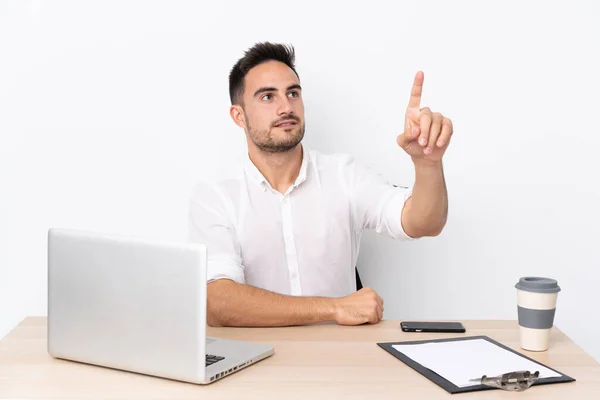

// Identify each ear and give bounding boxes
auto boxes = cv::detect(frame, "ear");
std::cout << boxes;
[230,105,247,129]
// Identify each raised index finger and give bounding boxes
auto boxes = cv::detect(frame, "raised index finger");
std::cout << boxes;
[407,71,424,109]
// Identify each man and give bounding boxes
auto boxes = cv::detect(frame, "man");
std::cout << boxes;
[189,42,452,327]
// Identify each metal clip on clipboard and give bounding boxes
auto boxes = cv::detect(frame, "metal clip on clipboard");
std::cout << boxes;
[470,370,540,391]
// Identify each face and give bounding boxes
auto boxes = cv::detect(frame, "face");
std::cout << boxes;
[230,60,305,153]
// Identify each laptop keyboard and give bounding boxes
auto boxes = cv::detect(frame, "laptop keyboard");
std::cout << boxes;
[206,354,225,367]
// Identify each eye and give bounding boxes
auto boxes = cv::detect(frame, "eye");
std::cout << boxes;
[261,93,273,101]
[288,91,299,98]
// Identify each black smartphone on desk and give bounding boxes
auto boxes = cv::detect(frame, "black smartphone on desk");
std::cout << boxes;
[400,321,466,333]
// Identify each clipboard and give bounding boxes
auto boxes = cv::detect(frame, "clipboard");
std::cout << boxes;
[377,335,575,394]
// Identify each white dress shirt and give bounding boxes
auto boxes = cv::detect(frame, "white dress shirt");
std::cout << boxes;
[188,145,414,298]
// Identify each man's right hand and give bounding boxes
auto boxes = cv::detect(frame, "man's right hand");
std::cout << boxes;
[333,287,384,325]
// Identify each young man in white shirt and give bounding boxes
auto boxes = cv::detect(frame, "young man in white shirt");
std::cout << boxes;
[189,42,453,327]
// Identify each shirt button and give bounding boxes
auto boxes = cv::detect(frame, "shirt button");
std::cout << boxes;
[291,272,298,279]
[282,197,288,204]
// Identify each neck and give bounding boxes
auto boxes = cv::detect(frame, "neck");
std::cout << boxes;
[248,143,303,194]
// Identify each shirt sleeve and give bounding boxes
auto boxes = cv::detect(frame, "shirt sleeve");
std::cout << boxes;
[188,182,246,284]
[342,155,416,241]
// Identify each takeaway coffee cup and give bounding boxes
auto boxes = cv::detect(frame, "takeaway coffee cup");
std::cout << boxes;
[515,277,561,351]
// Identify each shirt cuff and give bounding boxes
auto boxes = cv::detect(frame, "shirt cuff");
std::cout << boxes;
[385,187,416,241]
[207,259,245,284]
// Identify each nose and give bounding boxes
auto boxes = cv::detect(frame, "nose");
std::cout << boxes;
[277,96,293,116]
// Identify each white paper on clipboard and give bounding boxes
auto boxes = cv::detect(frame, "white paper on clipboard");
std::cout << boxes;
[392,338,561,388]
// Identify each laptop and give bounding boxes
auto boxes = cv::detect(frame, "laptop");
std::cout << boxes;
[47,228,274,384]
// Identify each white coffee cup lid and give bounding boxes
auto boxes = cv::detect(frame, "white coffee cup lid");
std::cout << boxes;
[515,277,561,293]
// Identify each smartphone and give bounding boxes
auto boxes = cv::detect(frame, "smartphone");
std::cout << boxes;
[400,321,466,333]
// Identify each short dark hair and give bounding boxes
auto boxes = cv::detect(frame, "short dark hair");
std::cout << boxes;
[228,42,299,105]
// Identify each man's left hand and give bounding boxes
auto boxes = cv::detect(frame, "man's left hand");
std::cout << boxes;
[396,71,453,163]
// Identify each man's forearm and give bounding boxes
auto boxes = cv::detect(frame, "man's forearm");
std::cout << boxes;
[207,279,337,327]
[401,160,448,238]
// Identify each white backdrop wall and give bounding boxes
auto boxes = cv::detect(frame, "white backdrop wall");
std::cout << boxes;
[1,1,599,361]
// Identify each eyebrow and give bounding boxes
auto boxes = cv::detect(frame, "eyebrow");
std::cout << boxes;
[253,84,302,97]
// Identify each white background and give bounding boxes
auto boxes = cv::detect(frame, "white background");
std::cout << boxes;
[1,1,599,361]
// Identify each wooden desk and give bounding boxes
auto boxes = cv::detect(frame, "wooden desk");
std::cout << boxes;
[1,318,599,399]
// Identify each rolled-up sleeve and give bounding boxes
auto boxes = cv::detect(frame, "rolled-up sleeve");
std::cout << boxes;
[343,156,415,241]
[188,182,245,284]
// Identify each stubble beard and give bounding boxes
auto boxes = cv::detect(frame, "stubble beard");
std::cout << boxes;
[246,118,306,154]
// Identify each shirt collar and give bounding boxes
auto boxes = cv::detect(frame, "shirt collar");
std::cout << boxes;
[244,144,309,189]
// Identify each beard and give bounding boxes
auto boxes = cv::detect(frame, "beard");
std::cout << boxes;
[245,116,305,154]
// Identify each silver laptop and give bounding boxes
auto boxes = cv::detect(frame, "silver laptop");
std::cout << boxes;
[47,228,274,384]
